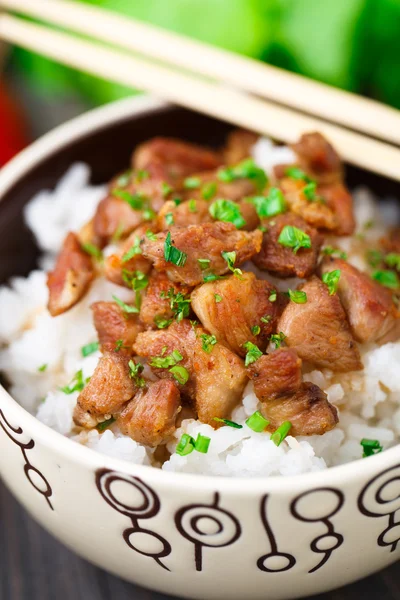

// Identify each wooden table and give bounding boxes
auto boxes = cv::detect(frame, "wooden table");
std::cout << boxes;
[1,481,399,600]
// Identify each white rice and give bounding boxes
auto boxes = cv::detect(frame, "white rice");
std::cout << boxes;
[1,141,400,477]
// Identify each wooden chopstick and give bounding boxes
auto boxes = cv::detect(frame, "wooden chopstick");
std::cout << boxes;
[1,0,400,145]
[0,14,399,183]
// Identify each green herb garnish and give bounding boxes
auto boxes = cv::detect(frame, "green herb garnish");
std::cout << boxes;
[194,433,211,454]
[170,365,190,385]
[243,341,263,366]
[37,364,48,372]
[360,438,383,458]
[213,417,243,429]
[116,169,132,187]
[81,342,99,357]
[285,166,311,182]
[251,325,261,336]
[146,230,157,241]
[278,225,311,254]
[176,433,195,456]
[184,176,201,189]
[60,370,89,394]
[150,349,183,369]
[268,291,277,302]
[323,246,348,260]
[214,293,222,303]
[164,232,187,267]
[269,332,286,348]
[200,333,217,353]
[202,181,217,200]
[97,417,116,433]
[384,253,400,271]
[122,236,142,262]
[154,315,173,329]
[81,242,103,261]
[261,314,272,324]
[162,182,173,197]
[288,290,307,304]
[322,270,341,295]
[112,189,146,210]
[372,270,400,289]
[160,287,191,321]
[136,169,149,182]
[209,199,246,229]
[198,258,211,270]
[128,360,146,387]
[112,295,139,314]
[247,187,286,218]
[188,199,197,213]
[165,212,175,226]
[221,250,243,278]
[271,421,292,446]
[246,411,269,432]
[218,159,267,192]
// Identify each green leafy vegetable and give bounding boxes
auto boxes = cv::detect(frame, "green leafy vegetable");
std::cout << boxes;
[160,287,191,321]
[165,212,175,226]
[323,246,348,260]
[154,315,173,329]
[243,341,263,366]
[202,181,217,200]
[81,242,103,261]
[116,170,132,187]
[97,417,116,433]
[162,182,173,197]
[221,250,243,278]
[136,169,149,182]
[261,314,272,323]
[146,230,157,241]
[247,187,286,218]
[198,258,211,270]
[372,270,400,289]
[150,349,183,369]
[184,176,201,189]
[200,333,217,353]
[251,325,261,335]
[384,253,400,270]
[218,159,268,192]
[209,199,246,228]
[188,199,197,213]
[278,225,311,254]
[288,289,307,304]
[170,365,190,384]
[60,370,89,394]
[81,342,99,357]
[128,360,146,387]
[112,188,146,210]
[285,167,311,182]
[214,293,222,303]
[122,236,142,262]
[164,232,187,267]
[37,363,48,372]
[268,291,277,302]
[322,270,341,295]
[360,438,383,458]
[112,295,139,314]
[269,332,286,348]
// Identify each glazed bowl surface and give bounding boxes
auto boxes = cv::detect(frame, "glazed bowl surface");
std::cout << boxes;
[0,96,400,600]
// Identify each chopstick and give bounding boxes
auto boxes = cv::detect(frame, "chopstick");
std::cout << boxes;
[1,0,400,145]
[0,14,399,182]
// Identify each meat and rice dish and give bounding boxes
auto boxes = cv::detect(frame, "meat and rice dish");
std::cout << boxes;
[1,130,400,477]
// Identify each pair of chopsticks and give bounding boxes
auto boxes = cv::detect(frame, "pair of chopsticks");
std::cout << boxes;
[0,0,399,182]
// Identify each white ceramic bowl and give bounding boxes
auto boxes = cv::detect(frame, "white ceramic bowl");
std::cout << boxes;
[1,96,400,600]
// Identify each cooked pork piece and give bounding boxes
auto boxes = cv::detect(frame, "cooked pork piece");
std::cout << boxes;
[253,213,323,278]
[141,222,262,286]
[133,137,222,184]
[223,129,259,164]
[77,352,137,415]
[139,270,192,328]
[117,379,181,447]
[73,404,102,429]
[133,319,198,399]
[92,301,144,353]
[280,178,338,231]
[193,340,247,424]
[93,194,146,243]
[104,224,154,287]
[380,228,400,254]
[182,170,258,203]
[318,182,355,236]
[157,199,213,230]
[247,349,338,435]
[277,276,362,371]
[291,132,343,184]
[321,257,400,344]
[47,232,94,317]
[191,272,281,356]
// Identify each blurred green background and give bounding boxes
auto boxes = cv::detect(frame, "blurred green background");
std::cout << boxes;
[1,0,400,162]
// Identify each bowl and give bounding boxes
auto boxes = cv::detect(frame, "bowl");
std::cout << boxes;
[1,96,400,600]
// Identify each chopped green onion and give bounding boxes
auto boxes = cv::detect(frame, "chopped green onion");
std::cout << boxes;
[271,421,292,446]
[218,159,268,192]
[111,222,125,243]
[384,253,400,270]
[146,230,157,241]
[194,433,211,454]
[81,342,99,357]
[323,246,348,260]
[150,349,183,369]
[322,270,341,295]
[288,289,307,304]
[173,197,183,206]
[116,170,132,186]
[165,212,175,226]
[278,225,311,254]
[37,363,48,372]
[209,199,246,229]
[202,181,217,200]
[268,291,277,302]
[128,360,146,387]
[143,208,156,221]
[60,370,89,394]
[269,332,286,348]
[122,236,142,262]
[81,242,103,261]
[112,295,139,314]
[176,433,195,456]
[261,314,272,324]
[188,199,197,213]
[170,365,190,385]
[160,288,191,321]
[203,273,224,283]
[162,182,173,197]
[154,315,173,329]
[246,411,269,432]
[164,232,187,267]
[372,269,400,289]
[302,181,318,201]
[285,166,311,182]
[360,438,383,458]
[251,325,261,336]
[112,188,146,210]
[200,333,217,353]
[247,188,286,218]
[114,339,124,352]
[221,250,243,278]
[214,293,222,303]
[198,258,211,270]
[243,341,263,366]
[136,169,149,182]
[97,417,116,433]
[184,176,201,189]
[213,417,243,429]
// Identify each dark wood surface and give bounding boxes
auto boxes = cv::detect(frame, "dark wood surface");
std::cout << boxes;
[1,481,399,600]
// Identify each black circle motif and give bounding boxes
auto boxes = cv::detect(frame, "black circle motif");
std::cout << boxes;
[358,464,400,552]
[175,492,241,571]
[290,487,344,573]
[257,494,296,573]
[95,469,171,571]
[0,409,53,510]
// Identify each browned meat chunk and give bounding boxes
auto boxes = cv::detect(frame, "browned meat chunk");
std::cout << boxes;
[182,170,258,203]
[47,232,94,317]
[77,352,137,415]
[291,132,343,184]
[191,272,281,356]
[141,222,262,286]
[117,379,181,447]
[277,276,362,372]
[93,194,146,242]
[247,349,338,435]
[319,182,355,236]
[380,228,400,254]
[73,404,102,429]
[223,129,259,164]
[133,319,197,399]
[253,213,323,278]
[104,224,154,288]
[280,178,338,231]
[193,341,247,424]
[158,199,212,230]
[139,270,192,328]
[92,301,144,353]
[247,348,302,401]
[321,257,400,344]
[133,137,222,184]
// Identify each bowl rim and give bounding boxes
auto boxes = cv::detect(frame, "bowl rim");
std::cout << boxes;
[1,94,399,494]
